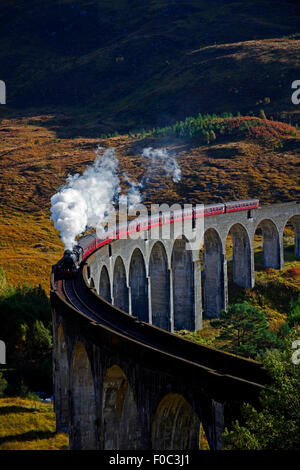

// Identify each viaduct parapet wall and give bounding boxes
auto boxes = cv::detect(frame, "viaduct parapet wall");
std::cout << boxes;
[87,201,300,331]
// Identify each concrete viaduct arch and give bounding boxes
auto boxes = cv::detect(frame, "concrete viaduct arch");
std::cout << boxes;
[102,365,141,450]
[285,214,300,259]
[99,265,111,303]
[151,393,201,450]
[149,241,170,331]
[52,201,299,449]
[52,303,232,450]
[254,219,281,269]
[86,201,300,328]
[129,248,148,322]
[70,342,97,450]
[113,256,129,312]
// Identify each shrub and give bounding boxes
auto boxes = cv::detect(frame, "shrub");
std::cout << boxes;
[223,329,300,450]
[211,303,279,358]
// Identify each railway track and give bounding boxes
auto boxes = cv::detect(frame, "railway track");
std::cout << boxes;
[53,266,269,393]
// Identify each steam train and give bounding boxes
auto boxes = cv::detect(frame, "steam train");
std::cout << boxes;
[57,246,83,278]
[58,199,259,277]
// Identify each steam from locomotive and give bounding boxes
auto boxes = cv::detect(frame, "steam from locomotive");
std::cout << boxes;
[142,147,181,183]
[50,145,181,250]
[51,147,121,249]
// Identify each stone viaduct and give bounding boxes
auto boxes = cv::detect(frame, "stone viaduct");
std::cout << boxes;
[51,201,299,450]
[87,201,300,331]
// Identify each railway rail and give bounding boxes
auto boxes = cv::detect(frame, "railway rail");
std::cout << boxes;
[52,261,269,399]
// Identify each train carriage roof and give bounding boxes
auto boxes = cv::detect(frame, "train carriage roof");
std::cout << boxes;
[78,233,97,250]
[226,199,259,206]
[203,203,225,209]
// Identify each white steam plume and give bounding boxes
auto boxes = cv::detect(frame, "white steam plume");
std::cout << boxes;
[50,145,181,250]
[142,147,181,183]
[119,173,143,210]
[51,146,120,249]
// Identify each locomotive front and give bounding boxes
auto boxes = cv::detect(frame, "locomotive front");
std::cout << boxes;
[59,245,83,278]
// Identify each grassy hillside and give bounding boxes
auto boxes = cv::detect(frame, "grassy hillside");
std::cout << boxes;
[0,397,68,450]
[0,113,299,290]
[0,1,299,451]
[0,0,300,135]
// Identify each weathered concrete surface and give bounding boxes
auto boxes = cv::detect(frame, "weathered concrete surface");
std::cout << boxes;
[53,324,68,433]
[151,393,200,450]
[99,265,111,303]
[149,242,170,330]
[70,341,97,450]
[203,228,226,318]
[172,238,194,330]
[113,256,129,312]
[52,303,253,451]
[129,248,148,322]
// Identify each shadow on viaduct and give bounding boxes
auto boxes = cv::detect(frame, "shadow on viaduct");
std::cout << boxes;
[51,201,299,450]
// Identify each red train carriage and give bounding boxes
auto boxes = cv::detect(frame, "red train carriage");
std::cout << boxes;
[225,199,259,213]
[62,199,260,269]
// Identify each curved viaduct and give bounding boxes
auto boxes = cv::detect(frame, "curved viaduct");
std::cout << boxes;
[51,201,299,450]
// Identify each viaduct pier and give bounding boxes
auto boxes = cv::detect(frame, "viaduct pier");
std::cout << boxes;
[51,201,299,450]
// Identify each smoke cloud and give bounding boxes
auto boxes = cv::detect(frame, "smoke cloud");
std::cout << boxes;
[119,173,143,210]
[142,147,181,183]
[51,146,121,249]
[50,145,181,249]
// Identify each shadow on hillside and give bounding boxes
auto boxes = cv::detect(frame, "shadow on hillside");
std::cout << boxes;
[0,430,56,445]
[0,406,39,415]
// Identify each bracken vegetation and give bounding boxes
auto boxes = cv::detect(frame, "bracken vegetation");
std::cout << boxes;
[134,114,300,149]
[0,112,298,291]
[0,0,299,450]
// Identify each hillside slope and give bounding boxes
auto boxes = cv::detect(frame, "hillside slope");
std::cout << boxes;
[0,0,300,135]
[0,114,298,290]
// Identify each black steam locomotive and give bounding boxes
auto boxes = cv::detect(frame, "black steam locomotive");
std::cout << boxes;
[58,245,83,278]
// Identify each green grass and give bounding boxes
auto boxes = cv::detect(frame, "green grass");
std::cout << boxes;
[0,397,68,450]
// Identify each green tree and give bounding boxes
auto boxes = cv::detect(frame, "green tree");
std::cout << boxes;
[223,328,300,450]
[212,303,278,358]
[0,268,52,361]
[26,320,52,359]
[259,109,267,120]
[288,296,300,328]
[204,131,210,144]
[209,129,216,142]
